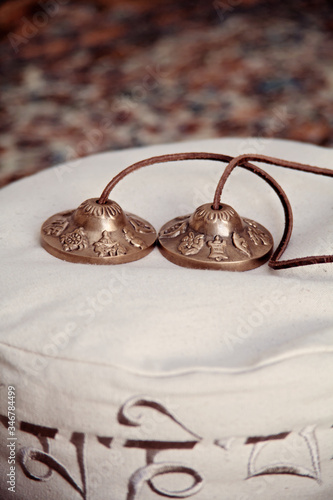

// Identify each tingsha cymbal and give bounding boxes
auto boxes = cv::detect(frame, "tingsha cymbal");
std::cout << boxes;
[158,203,273,271]
[41,198,156,264]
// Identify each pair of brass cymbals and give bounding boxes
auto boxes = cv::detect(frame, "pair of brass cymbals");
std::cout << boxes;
[41,197,273,271]
[40,150,333,271]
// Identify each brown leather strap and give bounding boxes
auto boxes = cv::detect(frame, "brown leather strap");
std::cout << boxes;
[213,153,333,269]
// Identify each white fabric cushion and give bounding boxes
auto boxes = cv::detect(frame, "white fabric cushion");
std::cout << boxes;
[0,137,332,499]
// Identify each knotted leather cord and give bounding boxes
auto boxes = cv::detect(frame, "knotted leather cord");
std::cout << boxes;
[213,153,333,269]
[98,152,293,269]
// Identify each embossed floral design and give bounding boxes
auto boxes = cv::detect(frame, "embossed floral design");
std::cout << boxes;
[207,235,228,261]
[78,199,122,218]
[195,205,235,222]
[60,227,88,252]
[232,232,252,257]
[178,231,205,255]
[93,231,127,257]
[43,218,69,237]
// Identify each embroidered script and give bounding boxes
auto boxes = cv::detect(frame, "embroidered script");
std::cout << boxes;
[0,398,327,500]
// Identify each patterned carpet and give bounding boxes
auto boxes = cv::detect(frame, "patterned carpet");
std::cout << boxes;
[0,0,332,186]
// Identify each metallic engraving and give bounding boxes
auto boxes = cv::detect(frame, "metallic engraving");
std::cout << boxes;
[123,228,147,249]
[160,220,189,238]
[158,204,273,271]
[207,235,228,261]
[195,205,235,222]
[178,232,205,256]
[93,230,127,257]
[128,216,155,234]
[41,199,156,264]
[244,219,271,246]
[78,199,122,218]
[232,232,252,257]
[42,218,69,237]
[60,228,88,252]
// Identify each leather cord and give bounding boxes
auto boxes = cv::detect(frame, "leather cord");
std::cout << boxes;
[213,153,333,269]
[98,151,333,270]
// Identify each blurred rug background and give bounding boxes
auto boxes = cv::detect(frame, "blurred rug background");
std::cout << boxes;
[0,0,332,187]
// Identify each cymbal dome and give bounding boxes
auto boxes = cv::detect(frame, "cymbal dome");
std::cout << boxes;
[189,203,244,237]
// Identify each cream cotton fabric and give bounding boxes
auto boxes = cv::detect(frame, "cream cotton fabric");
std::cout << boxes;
[0,138,333,499]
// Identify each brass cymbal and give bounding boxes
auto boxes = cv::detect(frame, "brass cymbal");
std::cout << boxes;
[158,203,273,271]
[41,198,157,264]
